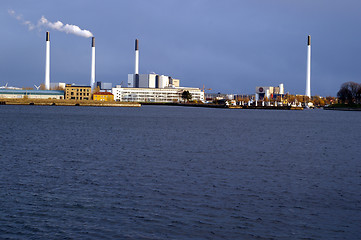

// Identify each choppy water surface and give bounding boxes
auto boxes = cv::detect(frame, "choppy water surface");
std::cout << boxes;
[0,105,360,239]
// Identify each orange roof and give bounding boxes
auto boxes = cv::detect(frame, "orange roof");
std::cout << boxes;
[93,92,113,95]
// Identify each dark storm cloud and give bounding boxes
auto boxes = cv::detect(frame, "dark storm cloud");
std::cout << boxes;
[1,0,360,96]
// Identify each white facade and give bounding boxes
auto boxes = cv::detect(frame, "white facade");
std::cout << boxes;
[139,74,157,88]
[128,74,134,87]
[112,87,204,103]
[128,73,176,89]
[279,83,284,95]
[255,83,284,100]
[158,75,169,88]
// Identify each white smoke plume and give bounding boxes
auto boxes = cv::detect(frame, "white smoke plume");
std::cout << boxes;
[8,9,93,38]
[8,9,36,31]
[38,16,93,38]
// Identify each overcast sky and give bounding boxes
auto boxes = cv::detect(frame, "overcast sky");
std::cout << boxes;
[1,0,360,96]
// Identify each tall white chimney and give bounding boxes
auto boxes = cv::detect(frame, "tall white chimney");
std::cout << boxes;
[90,37,96,89]
[135,39,139,74]
[306,35,311,98]
[45,32,50,90]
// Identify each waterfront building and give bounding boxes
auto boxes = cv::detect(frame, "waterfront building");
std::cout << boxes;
[93,92,114,101]
[112,87,204,102]
[65,84,91,100]
[122,71,202,103]
[255,83,284,101]
[0,89,64,99]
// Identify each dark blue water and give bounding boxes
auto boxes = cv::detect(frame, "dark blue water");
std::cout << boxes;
[0,105,360,239]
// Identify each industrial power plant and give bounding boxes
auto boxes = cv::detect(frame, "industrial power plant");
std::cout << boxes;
[0,31,313,108]
[34,31,204,103]
[111,39,204,102]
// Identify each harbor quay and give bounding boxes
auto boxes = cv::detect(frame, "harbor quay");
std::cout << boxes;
[0,98,140,107]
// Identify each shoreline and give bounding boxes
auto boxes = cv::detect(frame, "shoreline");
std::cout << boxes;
[324,107,361,111]
[1,100,305,110]
[0,99,141,107]
[142,102,304,110]
[324,104,361,111]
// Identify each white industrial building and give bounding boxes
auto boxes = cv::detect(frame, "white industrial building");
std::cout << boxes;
[112,86,204,102]
[128,73,180,89]
[255,83,284,101]
[121,72,203,103]
[124,72,202,103]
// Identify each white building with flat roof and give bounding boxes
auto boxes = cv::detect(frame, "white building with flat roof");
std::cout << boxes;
[112,87,204,103]
[255,83,284,100]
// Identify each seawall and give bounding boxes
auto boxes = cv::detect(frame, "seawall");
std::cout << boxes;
[324,107,361,111]
[0,99,141,107]
[142,102,303,110]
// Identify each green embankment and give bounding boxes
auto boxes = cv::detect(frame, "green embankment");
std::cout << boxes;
[324,103,361,111]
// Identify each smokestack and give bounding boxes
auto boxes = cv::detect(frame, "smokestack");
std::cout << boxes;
[45,32,50,90]
[135,39,139,74]
[306,35,311,98]
[90,37,95,89]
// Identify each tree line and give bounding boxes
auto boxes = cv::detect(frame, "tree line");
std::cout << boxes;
[337,82,361,104]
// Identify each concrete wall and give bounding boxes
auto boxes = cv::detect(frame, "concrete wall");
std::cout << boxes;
[138,74,149,88]
[172,79,180,87]
[158,75,169,88]
[148,74,157,88]
[128,74,134,87]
